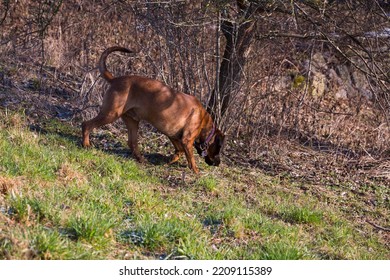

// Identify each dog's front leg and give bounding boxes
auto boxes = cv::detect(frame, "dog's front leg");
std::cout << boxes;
[168,138,184,165]
[182,139,199,174]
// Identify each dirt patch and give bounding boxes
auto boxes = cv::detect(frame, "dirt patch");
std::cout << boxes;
[56,163,87,185]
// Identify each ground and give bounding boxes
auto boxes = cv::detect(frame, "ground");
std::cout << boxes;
[0,60,389,259]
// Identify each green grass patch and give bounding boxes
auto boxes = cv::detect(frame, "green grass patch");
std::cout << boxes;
[66,211,117,242]
[197,176,218,193]
[260,241,305,260]
[278,205,323,224]
[0,109,388,260]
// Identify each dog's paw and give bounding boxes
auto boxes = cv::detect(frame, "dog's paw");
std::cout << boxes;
[168,155,180,165]
[134,155,146,164]
[81,142,92,148]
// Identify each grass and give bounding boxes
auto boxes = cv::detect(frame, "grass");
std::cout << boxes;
[0,109,389,259]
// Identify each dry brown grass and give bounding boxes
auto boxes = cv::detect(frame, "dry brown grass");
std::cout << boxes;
[0,176,23,197]
[56,163,87,185]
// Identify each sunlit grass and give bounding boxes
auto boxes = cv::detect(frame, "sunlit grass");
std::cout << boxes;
[0,110,388,260]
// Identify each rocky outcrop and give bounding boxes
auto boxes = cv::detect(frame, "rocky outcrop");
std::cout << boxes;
[306,52,373,101]
[270,52,374,102]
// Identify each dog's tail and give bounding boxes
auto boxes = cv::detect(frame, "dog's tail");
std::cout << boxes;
[98,46,133,82]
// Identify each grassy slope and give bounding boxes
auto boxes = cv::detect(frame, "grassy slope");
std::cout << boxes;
[0,110,388,260]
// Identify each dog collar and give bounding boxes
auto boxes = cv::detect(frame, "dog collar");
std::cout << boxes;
[199,124,215,157]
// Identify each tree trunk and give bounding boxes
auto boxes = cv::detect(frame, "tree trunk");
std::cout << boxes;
[208,2,259,125]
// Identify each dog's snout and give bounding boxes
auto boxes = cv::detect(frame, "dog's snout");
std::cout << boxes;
[204,155,221,166]
[205,156,213,166]
[213,156,221,166]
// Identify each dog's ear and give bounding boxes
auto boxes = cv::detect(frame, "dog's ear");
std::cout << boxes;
[214,132,226,153]
[221,134,226,148]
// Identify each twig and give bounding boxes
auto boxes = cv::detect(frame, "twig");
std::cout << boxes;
[41,68,79,93]
[366,220,390,232]
[0,0,10,25]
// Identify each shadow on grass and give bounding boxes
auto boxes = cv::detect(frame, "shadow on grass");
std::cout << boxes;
[29,122,171,167]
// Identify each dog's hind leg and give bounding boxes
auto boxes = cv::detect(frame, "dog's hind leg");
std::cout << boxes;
[82,112,120,147]
[121,114,144,163]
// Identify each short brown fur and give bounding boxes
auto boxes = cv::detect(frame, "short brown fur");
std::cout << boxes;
[82,47,225,173]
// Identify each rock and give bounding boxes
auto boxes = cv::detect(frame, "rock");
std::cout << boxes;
[312,53,328,71]
[336,65,352,85]
[272,75,291,92]
[335,88,348,100]
[311,72,327,97]
[352,70,373,100]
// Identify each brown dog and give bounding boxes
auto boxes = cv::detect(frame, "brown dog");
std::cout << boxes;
[82,46,225,173]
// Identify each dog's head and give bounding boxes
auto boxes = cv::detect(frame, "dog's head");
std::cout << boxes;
[195,129,226,167]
